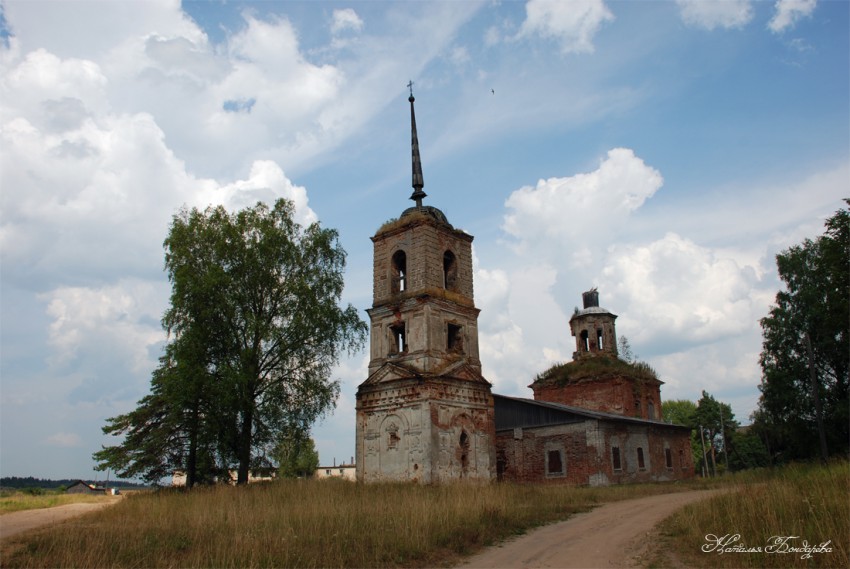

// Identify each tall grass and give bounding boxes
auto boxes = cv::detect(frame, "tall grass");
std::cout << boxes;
[658,461,848,569]
[0,492,113,515]
[2,478,700,568]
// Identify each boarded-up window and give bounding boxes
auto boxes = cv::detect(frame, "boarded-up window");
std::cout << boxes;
[547,450,564,476]
[637,447,645,470]
[612,446,622,470]
[665,448,673,469]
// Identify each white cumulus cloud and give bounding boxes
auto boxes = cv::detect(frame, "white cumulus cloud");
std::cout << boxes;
[518,0,614,54]
[768,0,817,33]
[331,9,364,35]
[502,148,663,261]
[42,280,168,371]
[599,232,766,350]
[676,0,754,30]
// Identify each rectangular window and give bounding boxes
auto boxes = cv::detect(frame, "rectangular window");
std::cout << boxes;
[447,324,463,352]
[612,446,621,471]
[637,447,646,470]
[665,448,673,469]
[389,323,406,354]
[547,450,564,476]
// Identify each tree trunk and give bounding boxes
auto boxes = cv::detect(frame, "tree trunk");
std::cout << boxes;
[186,402,198,489]
[805,331,829,463]
[237,405,253,485]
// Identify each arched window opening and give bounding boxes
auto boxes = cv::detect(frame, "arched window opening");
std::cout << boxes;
[392,250,407,293]
[580,330,590,352]
[443,251,457,291]
[596,329,604,351]
[647,401,655,420]
[637,447,646,470]
[459,430,470,474]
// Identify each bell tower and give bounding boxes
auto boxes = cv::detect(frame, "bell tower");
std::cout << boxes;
[355,86,495,483]
[569,288,618,360]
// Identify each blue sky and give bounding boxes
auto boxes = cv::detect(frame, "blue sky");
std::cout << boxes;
[1,0,846,479]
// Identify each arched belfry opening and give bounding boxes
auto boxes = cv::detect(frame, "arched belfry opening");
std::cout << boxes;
[443,250,457,290]
[459,430,470,475]
[356,84,495,484]
[391,250,407,293]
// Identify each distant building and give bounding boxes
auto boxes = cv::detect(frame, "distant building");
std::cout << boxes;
[315,462,356,481]
[171,469,276,487]
[66,480,109,494]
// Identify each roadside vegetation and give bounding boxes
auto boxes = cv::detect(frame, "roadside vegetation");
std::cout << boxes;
[654,461,848,569]
[0,490,113,515]
[3,462,845,568]
[3,477,707,568]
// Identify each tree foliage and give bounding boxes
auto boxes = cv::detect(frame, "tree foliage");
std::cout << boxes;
[755,201,849,463]
[275,433,320,478]
[95,199,367,486]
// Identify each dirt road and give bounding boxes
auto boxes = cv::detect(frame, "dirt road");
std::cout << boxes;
[0,499,120,541]
[459,489,722,569]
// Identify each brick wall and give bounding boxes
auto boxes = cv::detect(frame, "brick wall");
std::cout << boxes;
[495,420,694,485]
[532,375,663,420]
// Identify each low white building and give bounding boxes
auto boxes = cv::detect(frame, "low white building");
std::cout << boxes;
[314,462,356,481]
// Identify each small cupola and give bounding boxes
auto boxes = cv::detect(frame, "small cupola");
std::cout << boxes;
[569,288,618,360]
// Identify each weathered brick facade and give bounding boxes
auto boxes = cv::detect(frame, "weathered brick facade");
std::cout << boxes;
[494,396,695,485]
[532,375,663,421]
[355,94,693,486]
[356,208,495,483]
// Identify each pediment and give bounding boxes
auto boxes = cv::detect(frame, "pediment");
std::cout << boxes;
[434,360,486,383]
[360,359,491,388]
[360,361,421,387]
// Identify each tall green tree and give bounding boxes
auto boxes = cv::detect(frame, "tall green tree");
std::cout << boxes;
[662,399,702,474]
[275,432,320,478]
[95,199,367,486]
[695,391,737,475]
[756,201,849,463]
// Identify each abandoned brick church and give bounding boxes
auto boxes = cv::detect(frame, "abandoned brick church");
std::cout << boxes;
[354,92,694,485]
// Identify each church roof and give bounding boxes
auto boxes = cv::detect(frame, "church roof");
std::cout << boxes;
[493,394,686,431]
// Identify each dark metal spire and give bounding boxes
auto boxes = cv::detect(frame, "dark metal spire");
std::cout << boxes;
[407,80,427,207]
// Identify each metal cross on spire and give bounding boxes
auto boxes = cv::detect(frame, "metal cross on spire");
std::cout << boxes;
[407,80,426,207]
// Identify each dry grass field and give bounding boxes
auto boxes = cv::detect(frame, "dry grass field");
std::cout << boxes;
[1,462,845,568]
[652,461,848,569]
[0,491,113,515]
[1,478,702,568]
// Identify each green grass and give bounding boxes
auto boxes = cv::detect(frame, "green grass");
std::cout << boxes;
[2,478,706,568]
[654,461,849,569]
[534,355,659,386]
[0,491,113,515]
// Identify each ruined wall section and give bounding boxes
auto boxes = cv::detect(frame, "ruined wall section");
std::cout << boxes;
[495,421,693,485]
[371,216,474,306]
[569,310,618,360]
[533,375,663,420]
[357,379,494,483]
[367,298,481,377]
